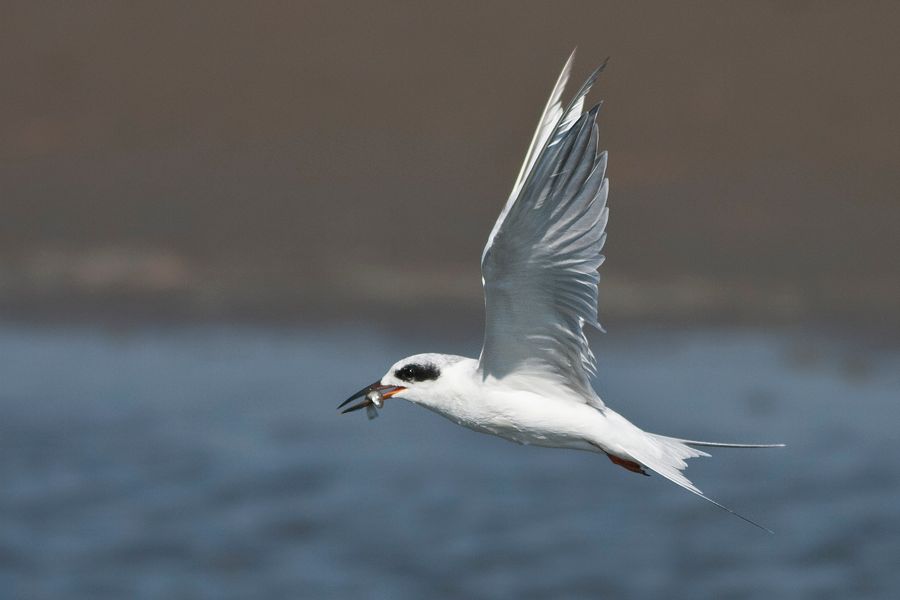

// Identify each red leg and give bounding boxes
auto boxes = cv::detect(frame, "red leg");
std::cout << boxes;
[606,452,649,476]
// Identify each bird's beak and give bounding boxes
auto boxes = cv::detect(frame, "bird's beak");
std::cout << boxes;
[337,380,407,414]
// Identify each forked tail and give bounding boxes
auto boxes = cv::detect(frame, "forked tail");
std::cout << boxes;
[624,433,785,534]
[667,436,786,449]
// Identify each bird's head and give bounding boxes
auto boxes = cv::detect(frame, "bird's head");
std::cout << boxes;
[338,353,459,416]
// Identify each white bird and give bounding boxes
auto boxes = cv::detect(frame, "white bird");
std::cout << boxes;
[339,52,783,532]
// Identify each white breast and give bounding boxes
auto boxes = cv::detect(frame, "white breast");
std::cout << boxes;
[416,361,605,451]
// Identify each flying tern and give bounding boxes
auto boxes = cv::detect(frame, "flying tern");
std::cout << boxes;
[339,52,783,532]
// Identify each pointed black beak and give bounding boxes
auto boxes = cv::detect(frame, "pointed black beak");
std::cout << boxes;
[338,380,406,414]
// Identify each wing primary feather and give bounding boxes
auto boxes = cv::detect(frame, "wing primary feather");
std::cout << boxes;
[509,50,577,203]
[519,59,609,211]
[558,58,609,123]
[552,107,601,211]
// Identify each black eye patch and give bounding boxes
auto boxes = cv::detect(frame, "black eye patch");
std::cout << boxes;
[394,363,440,382]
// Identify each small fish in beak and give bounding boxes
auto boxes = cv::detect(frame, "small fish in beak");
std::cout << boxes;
[367,389,385,408]
[338,380,406,415]
[365,389,384,419]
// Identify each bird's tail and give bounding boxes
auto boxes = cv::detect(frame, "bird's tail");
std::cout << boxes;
[623,432,784,534]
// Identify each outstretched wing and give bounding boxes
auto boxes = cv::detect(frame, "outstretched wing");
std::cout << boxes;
[479,54,609,405]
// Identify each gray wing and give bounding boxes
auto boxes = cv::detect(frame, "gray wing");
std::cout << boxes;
[479,55,609,406]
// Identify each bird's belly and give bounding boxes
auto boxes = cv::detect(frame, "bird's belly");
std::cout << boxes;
[485,422,597,450]
[430,394,601,451]
[481,422,591,449]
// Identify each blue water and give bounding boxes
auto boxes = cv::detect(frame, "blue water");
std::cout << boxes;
[0,322,898,599]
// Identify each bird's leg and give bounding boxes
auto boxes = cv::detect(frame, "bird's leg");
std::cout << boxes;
[605,452,650,476]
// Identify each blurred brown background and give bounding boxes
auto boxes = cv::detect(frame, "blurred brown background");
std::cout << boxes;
[2,1,898,325]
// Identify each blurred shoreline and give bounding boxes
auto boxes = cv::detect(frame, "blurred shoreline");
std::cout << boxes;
[1,245,897,337]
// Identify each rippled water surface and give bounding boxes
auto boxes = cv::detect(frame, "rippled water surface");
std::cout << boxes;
[1,323,898,599]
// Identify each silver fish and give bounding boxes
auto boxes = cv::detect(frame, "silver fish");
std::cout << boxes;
[366,389,384,408]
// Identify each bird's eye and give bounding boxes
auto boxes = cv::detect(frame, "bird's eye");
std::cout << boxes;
[394,363,440,382]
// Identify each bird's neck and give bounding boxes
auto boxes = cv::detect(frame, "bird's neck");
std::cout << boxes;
[410,357,480,416]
